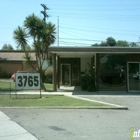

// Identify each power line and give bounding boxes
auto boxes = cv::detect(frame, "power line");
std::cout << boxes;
[60,26,139,38]
[59,41,92,46]
[60,30,103,40]
[51,15,140,22]
[60,24,140,33]
[60,26,138,35]
[60,38,103,42]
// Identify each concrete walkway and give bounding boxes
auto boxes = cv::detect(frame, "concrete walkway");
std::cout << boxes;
[0,111,38,140]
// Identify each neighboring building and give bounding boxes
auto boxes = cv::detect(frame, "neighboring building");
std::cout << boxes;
[49,46,140,92]
[0,51,37,77]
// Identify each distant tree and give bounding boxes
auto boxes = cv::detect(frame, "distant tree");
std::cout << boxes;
[92,37,139,47]
[92,43,99,46]
[1,44,14,50]
[19,45,33,51]
[100,41,108,46]
[106,37,116,46]
[92,41,107,46]
[92,37,116,46]
[129,42,139,47]
[116,40,129,47]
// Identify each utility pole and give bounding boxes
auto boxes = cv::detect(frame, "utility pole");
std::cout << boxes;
[40,4,49,22]
[57,16,59,47]
[40,4,49,59]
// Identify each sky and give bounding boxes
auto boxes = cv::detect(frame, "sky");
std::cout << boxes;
[0,0,140,49]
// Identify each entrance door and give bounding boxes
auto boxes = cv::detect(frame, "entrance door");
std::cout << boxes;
[61,64,71,86]
[128,62,140,91]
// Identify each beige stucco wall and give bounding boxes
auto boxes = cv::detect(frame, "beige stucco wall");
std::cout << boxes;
[0,62,22,74]
[23,63,38,72]
[80,57,91,73]
[0,62,37,75]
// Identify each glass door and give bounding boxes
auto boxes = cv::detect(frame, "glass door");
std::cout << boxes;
[128,62,140,91]
[61,64,71,86]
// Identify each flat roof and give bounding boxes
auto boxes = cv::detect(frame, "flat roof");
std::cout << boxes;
[49,46,140,57]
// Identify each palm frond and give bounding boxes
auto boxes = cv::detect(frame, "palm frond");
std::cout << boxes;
[13,26,28,49]
[24,13,46,38]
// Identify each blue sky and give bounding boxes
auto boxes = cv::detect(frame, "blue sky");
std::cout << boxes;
[0,0,140,49]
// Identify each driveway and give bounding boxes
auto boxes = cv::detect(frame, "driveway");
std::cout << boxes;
[77,94,140,110]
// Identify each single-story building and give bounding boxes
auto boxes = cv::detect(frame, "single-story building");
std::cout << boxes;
[49,46,140,92]
[0,51,37,77]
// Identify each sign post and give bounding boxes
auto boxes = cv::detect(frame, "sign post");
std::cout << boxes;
[15,73,41,98]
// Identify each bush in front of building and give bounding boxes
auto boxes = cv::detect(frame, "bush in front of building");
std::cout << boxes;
[81,75,89,90]
[81,63,96,92]
[81,74,96,92]
[0,70,11,78]
[44,69,53,83]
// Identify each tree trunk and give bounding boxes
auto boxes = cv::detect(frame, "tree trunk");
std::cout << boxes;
[39,68,46,91]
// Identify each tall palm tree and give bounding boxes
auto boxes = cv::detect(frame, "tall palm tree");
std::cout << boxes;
[13,14,56,90]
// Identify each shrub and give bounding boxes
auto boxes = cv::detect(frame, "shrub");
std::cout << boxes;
[44,69,53,83]
[81,75,88,90]
[80,63,96,92]
[0,70,11,78]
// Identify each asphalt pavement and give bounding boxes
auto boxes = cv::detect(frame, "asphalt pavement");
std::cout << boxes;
[0,93,140,140]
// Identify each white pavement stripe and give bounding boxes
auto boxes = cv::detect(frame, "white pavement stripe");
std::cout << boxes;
[65,95,127,108]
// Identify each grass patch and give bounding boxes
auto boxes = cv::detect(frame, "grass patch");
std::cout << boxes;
[44,83,53,91]
[0,80,53,91]
[0,94,107,107]
[0,81,15,91]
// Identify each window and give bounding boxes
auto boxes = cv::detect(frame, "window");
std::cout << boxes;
[99,54,126,91]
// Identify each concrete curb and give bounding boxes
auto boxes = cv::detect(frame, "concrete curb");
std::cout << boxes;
[65,95,128,110]
[0,106,128,110]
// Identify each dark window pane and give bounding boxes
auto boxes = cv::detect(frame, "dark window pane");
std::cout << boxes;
[99,54,126,91]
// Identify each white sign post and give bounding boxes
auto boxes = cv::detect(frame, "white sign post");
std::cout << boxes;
[15,73,41,98]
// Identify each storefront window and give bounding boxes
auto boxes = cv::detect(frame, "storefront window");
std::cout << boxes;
[99,54,126,91]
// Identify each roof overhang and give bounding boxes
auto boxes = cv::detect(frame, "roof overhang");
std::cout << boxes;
[49,46,140,57]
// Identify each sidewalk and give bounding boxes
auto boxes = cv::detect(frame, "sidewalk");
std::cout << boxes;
[0,111,38,140]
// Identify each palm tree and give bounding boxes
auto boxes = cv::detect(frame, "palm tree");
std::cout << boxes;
[13,14,56,90]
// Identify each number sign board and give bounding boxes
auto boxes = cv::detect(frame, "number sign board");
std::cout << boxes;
[15,73,40,90]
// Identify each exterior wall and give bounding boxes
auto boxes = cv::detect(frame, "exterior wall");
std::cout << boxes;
[80,57,91,73]
[23,63,38,72]
[126,54,140,62]
[0,62,37,75]
[0,62,23,75]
